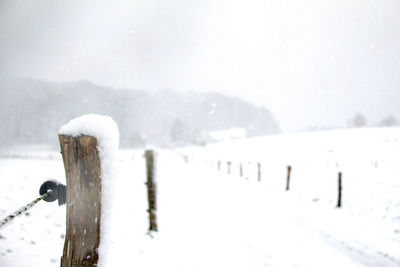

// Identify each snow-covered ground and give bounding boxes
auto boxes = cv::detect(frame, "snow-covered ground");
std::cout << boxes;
[0,127,400,266]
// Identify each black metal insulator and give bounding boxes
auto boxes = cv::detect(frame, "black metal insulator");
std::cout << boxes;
[39,180,67,206]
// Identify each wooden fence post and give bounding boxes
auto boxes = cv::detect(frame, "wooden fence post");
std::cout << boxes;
[286,165,292,191]
[145,150,158,232]
[217,160,221,171]
[257,162,261,182]
[337,172,342,208]
[227,161,232,174]
[59,134,101,267]
[239,163,243,178]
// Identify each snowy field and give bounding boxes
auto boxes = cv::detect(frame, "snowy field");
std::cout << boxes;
[0,127,400,266]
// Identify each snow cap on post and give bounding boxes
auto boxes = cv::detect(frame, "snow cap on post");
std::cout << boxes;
[59,114,119,267]
[59,114,120,191]
[59,114,119,152]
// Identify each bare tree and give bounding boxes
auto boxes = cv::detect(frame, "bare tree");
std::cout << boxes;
[380,116,398,127]
[352,113,367,128]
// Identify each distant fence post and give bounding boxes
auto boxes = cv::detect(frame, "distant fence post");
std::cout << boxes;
[59,134,101,267]
[145,150,158,231]
[257,162,261,182]
[337,172,342,208]
[217,160,221,171]
[239,163,243,178]
[286,165,292,191]
[227,161,232,174]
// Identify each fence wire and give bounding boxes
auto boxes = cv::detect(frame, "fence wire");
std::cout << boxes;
[0,191,50,228]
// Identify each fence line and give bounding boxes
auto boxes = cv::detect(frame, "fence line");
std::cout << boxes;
[178,152,344,208]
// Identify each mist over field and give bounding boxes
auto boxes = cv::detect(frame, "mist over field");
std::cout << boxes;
[0,78,279,148]
[1,0,400,134]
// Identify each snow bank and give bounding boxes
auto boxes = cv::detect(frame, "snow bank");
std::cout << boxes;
[59,114,119,267]
[209,128,247,141]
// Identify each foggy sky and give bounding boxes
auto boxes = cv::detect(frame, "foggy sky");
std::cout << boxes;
[1,0,400,132]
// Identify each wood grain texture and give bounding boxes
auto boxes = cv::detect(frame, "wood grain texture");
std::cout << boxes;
[59,134,101,267]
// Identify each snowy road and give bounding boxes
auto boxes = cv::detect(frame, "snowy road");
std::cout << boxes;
[155,151,400,267]
[0,144,400,266]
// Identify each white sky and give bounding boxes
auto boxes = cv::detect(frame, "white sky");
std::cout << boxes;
[1,0,400,132]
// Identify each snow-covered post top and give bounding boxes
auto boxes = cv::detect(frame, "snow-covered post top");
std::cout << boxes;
[58,114,119,267]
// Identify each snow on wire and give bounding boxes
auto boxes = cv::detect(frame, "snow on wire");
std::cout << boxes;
[0,191,51,228]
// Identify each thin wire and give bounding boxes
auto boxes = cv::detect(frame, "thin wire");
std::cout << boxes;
[0,191,51,229]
